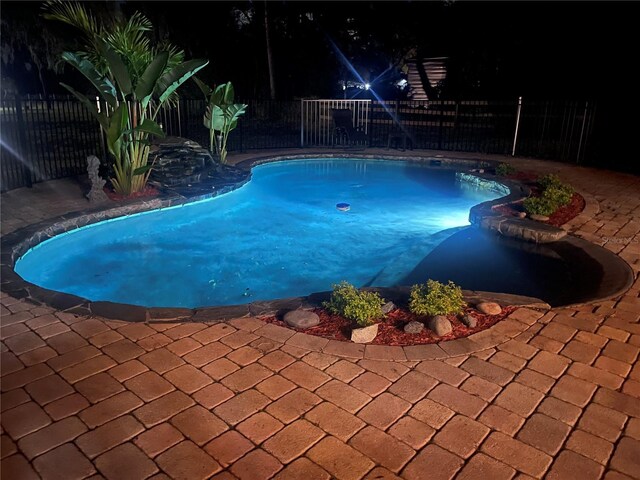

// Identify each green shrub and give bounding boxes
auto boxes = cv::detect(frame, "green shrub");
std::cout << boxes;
[538,174,563,190]
[323,281,384,327]
[523,196,557,216]
[495,162,516,176]
[543,185,573,207]
[524,174,574,216]
[409,279,466,317]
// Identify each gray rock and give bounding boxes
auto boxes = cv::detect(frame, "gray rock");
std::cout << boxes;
[404,321,425,334]
[530,214,550,222]
[479,216,567,244]
[381,301,397,315]
[283,309,320,329]
[428,315,452,336]
[461,314,478,328]
[149,137,214,187]
[351,323,379,343]
[477,302,502,315]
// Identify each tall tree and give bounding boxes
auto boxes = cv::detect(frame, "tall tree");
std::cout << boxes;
[263,1,276,100]
[0,2,65,96]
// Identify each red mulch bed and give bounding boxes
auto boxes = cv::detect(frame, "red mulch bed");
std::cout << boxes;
[260,305,518,346]
[104,185,160,202]
[547,193,586,226]
[493,192,585,227]
[493,171,585,227]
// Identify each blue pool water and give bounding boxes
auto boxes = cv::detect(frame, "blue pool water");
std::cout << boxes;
[15,159,505,307]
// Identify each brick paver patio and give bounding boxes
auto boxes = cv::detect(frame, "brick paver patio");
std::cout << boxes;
[1,151,639,479]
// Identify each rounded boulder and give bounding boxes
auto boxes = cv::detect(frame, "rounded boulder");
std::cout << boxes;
[283,310,320,329]
[428,315,453,336]
[477,302,502,315]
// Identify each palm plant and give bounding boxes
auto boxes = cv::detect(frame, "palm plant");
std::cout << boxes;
[194,79,247,164]
[43,1,208,195]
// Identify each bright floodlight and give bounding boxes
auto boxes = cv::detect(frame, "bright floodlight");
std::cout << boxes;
[364,83,371,90]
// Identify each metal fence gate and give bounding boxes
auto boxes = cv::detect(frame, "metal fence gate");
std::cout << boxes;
[300,99,370,147]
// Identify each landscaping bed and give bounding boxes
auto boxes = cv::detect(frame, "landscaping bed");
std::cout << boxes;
[493,192,585,227]
[104,185,160,202]
[261,305,517,346]
[493,168,585,227]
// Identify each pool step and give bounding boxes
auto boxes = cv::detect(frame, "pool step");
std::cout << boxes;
[479,216,568,244]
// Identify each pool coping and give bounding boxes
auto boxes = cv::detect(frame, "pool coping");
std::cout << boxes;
[0,152,632,359]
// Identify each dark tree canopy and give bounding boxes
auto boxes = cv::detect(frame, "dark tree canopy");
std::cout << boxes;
[2,0,636,101]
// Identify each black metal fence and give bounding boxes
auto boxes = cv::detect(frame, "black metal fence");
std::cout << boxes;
[366,100,518,153]
[514,100,596,162]
[363,99,595,162]
[162,98,301,152]
[1,95,105,191]
[0,95,596,192]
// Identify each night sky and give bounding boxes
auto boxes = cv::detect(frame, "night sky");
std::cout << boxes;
[2,1,637,101]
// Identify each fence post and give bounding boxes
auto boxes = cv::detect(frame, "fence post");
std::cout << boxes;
[511,96,523,156]
[438,102,443,150]
[367,101,372,147]
[239,108,244,152]
[96,96,107,162]
[177,99,182,137]
[576,100,589,164]
[14,95,32,188]
[300,99,305,147]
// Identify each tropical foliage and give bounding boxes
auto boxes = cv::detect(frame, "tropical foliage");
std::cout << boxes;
[194,79,247,164]
[43,1,208,195]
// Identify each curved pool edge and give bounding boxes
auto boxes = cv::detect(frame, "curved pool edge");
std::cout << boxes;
[559,236,636,308]
[2,154,507,303]
[1,153,634,344]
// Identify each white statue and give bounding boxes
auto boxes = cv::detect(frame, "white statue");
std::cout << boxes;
[86,155,108,202]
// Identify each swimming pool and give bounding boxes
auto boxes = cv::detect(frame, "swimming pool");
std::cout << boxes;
[15,158,505,308]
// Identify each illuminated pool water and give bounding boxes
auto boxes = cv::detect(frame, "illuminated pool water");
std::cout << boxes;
[15,159,505,307]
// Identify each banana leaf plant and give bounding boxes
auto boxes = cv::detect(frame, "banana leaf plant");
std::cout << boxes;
[44,1,208,195]
[194,79,247,164]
